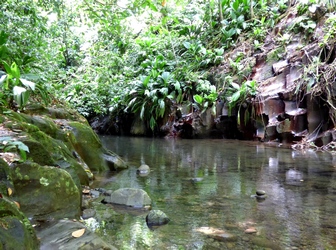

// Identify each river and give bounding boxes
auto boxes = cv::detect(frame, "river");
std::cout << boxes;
[87,136,336,249]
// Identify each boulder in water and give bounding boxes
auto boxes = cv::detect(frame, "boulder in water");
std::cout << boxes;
[103,188,151,208]
[146,210,170,226]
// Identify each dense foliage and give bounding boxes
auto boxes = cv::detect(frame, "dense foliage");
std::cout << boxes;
[0,0,335,131]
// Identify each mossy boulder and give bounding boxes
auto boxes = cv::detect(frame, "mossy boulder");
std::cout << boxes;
[21,114,59,137]
[0,196,39,249]
[68,121,127,171]
[11,161,81,220]
[20,130,89,186]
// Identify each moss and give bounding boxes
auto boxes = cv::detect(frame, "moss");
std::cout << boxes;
[11,162,81,220]
[21,134,55,166]
[20,114,59,137]
[0,159,13,197]
[0,197,39,249]
[14,167,23,181]
[68,121,108,172]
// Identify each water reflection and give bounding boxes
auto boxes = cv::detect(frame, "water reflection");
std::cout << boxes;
[89,136,336,249]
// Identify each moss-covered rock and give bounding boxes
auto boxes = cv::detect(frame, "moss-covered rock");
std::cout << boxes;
[0,196,39,250]
[1,106,126,223]
[68,121,127,171]
[0,158,13,196]
[11,161,81,220]
[20,114,59,137]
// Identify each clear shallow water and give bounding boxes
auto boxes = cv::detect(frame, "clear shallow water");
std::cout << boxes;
[90,136,336,250]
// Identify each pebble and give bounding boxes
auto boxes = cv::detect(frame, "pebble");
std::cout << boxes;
[256,190,266,196]
[90,190,100,197]
[82,209,96,219]
[137,164,150,175]
[245,227,257,234]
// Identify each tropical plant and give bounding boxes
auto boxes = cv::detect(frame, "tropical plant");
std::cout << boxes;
[125,72,178,131]
[193,79,218,115]
[225,80,258,126]
[0,60,50,109]
[0,136,29,161]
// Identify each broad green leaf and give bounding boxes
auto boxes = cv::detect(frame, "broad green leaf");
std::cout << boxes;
[10,62,20,79]
[174,81,181,92]
[147,1,158,12]
[160,87,168,95]
[4,145,16,152]
[2,61,11,75]
[0,75,6,88]
[19,150,27,161]
[150,116,156,131]
[161,72,170,83]
[0,137,12,142]
[230,91,241,103]
[13,86,30,108]
[17,143,29,152]
[193,95,203,104]
[142,75,151,87]
[127,97,137,109]
[159,99,165,110]
[230,82,240,90]
[203,101,209,109]
[140,103,146,119]
[20,79,36,91]
[183,41,191,49]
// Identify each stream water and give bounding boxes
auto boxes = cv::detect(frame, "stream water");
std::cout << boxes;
[89,136,336,250]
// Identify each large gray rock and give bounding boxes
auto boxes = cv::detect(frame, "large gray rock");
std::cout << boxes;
[103,188,151,208]
[146,210,170,226]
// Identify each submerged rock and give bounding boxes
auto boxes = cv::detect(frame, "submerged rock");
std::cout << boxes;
[82,209,96,220]
[245,227,257,234]
[196,227,237,242]
[103,188,151,208]
[137,164,150,175]
[146,210,170,227]
[36,219,116,250]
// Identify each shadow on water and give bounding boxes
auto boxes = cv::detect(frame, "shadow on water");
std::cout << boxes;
[88,136,336,249]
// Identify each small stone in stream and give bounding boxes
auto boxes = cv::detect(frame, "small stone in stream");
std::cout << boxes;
[90,190,100,197]
[245,227,257,234]
[211,232,237,242]
[256,190,266,196]
[190,177,203,182]
[137,164,150,175]
[146,210,170,226]
[82,209,96,219]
